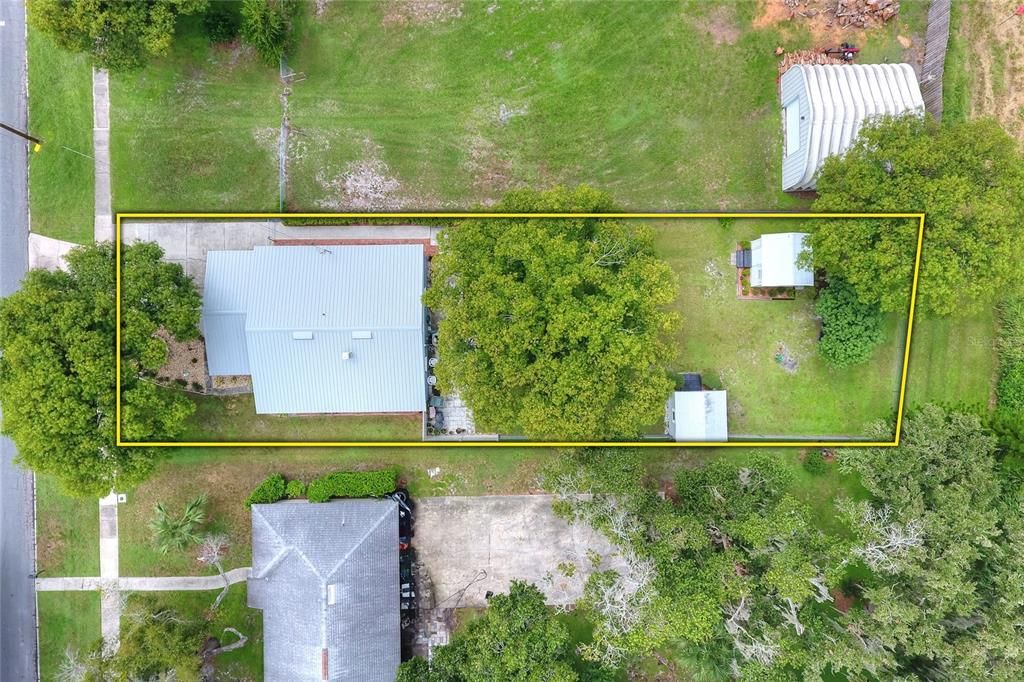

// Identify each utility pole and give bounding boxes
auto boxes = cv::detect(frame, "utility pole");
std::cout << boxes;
[0,122,41,152]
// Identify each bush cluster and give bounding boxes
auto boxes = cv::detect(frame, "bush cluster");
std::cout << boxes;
[816,278,885,368]
[306,468,398,503]
[802,450,828,475]
[996,297,1024,414]
[285,479,305,499]
[245,473,286,507]
[202,1,242,43]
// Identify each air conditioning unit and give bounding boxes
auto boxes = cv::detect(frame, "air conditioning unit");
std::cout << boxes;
[341,351,352,360]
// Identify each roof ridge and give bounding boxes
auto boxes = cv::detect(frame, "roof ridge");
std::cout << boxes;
[323,500,395,583]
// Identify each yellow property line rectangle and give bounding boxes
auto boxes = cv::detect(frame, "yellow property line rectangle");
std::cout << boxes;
[115,212,925,449]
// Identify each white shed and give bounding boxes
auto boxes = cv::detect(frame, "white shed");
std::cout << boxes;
[780,63,924,192]
[669,391,728,442]
[750,232,813,288]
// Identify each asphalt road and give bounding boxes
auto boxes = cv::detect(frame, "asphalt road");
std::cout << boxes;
[0,0,37,680]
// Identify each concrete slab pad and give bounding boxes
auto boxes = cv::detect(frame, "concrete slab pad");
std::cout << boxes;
[413,495,629,607]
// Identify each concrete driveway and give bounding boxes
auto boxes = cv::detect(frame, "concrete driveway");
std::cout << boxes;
[121,219,442,288]
[412,495,628,608]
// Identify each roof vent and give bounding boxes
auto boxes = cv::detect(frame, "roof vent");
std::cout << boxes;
[341,351,352,360]
[351,330,372,340]
[292,331,313,340]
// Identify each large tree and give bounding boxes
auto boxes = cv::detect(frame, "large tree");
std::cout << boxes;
[810,116,1024,316]
[396,581,584,682]
[0,242,199,496]
[424,186,678,440]
[29,0,208,70]
[837,406,1024,679]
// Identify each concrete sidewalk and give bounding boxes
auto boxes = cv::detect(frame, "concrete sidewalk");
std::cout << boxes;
[28,233,75,271]
[36,567,251,592]
[93,68,112,242]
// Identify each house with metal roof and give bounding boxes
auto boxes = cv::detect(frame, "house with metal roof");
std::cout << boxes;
[750,232,813,288]
[201,245,426,414]
[248,499,400,682]
[780,63,924,191]
[668,390,728,442]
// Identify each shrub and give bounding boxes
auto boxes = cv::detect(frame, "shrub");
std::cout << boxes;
[802,450,828,475]
[240,0,297,64]
[203,0,242,43]
[285,479,305,499]
[306,469,397,503]
[996,297,1024,413]
[816,278,885,368]
[246,473,286,507]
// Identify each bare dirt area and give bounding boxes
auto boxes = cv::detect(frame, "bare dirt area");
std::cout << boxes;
[153,328,208,392]
[755,0,900,42]
[962,4,1024,144]
[382,0,464,26]
[694,5,742,45]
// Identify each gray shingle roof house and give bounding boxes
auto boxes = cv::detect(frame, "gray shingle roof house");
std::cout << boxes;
[248,500,400,681]
[780,63,924,191]
[201,245,427,414]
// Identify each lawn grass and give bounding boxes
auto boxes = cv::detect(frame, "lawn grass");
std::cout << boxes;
[178,392,421,442]
[118,444,565,576]
[654,218,905,437]
[27,30,94,244]
[905,311,997,411]
[285,1,804,212]
[38,591,101,682]
[35,475,99,577]
[109,17,280,213]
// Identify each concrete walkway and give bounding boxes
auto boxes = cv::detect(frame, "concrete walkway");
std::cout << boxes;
[36,567,251,592]
[92,68,112,242]
[98,492,120,651]
[121,220,441,287]
[27,233,75,271]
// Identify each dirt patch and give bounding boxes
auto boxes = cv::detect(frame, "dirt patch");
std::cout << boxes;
[963,4,1024,145]
[315,140,402,211]
[154,328,208,393]
[383,0,463,26]
[464,134,516,198]
[754,0,899,43]
[211,375,251,391]
[774,341,800,373]
[695,6,742,45]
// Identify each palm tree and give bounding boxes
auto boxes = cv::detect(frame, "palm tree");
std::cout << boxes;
[149,494,207,554]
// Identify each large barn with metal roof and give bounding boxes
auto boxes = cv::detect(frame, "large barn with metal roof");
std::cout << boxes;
[780,63,925,192]
[201,244,427,415]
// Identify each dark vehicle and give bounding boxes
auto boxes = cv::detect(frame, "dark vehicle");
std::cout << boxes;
[400,549,417,612]
[390,488,414,549]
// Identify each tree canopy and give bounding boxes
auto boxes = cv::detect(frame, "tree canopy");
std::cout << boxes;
[810,115,1024,316]
[240,0,297,64]
[29,0,208,70]
[0,242,199,496]
[815,278,886,368]
[424,186,678,440]
[837,406,1024,679]
[396,581,583,682]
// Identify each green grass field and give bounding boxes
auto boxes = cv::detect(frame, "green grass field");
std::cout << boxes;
[905,311,997,411]
[286,1,804,212]
[35,475,100,577]
[109,17,280,213]
[178,392,421,442]
[27,30,94,244]
[38,591,101,681]
[655,218,906,437]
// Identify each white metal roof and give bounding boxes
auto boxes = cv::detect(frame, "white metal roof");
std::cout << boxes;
[202,245,426,414]
[781,63,924,191]
[750,232,813,288]
[670,391,728,442]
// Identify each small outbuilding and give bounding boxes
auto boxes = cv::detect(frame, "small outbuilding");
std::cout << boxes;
[668,390,728,442]
[750,232,813,288]
[780,63,924,191]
